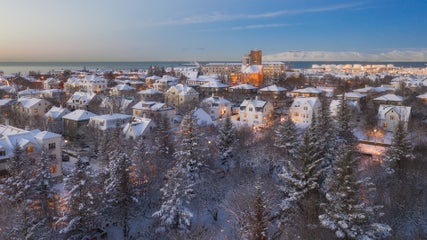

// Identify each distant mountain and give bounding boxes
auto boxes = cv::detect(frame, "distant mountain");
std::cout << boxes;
[263,50,427,62]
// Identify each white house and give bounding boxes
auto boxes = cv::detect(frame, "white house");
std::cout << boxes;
[378,104,411,132]
[132,100,175,125]
[201,95,232,120]
[193,108,213,126]
[239,97,273,127]
[44,106,71,134]
[0,124,63,178]
[14,97,51,118]
[65,74,107,93]
[122,117,154,140]
[110,83,136,96]
[88,113,132,131]
[289,97,321,126]
[66,91,97,110]
[165,84,199,108]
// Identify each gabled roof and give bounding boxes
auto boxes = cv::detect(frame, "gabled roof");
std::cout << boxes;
[167,84,198,95]
[339,92,367,99]
[378,104,411,122]
[17,97,43,108]
[138,89,163,95]
[132,100,172,111]
[34,131,62,140]
[292,87,324,94]
[67,91,96,104]
[230,83,257,90]
[62,109,97,121]
[122,117,153,137]
[202,96,231,105]
[200,80,229,88]
[193,108,213,126]
[113,84,135,91]
[416,92,427,99]
[240,98,267,108]
[259,84,287,92]
[45,106,71,119]
[291,97,320,109]
[374,94,404,102]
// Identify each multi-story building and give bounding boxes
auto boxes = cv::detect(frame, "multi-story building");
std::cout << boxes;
[0,124,63,178]
[378,105,411,132]
[88,113,132,131]
[201,95,232,120]
[132,100,175,125]
[239,97,273,127]
[289,97,321,127]
[165,84,199,108]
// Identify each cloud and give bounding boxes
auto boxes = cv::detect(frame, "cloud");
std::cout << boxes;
[200,23,298,32]
[157,2,364,26]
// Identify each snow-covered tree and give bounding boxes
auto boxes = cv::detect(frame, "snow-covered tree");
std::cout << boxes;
[3,143,30,203]
[217,114,237,169]
[248,183,269,240]
[319,147,391,239]
[152,167,194,234]
[384,121,414,175]
[278,130,326,211]
[104,150,134,240]
[59,157,99,239]
[335,94,355,145]
[174,110,205,182]
[273,116,298,158]
[315,97,336,167]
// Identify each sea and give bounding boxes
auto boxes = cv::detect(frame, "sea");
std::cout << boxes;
[0,61,426,75]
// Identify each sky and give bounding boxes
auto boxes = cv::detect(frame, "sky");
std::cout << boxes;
[1,0,426,61]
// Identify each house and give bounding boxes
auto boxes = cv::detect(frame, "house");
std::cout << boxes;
[193,108,213,127]
[110,83,136,97]
[153,75,178,92]
[137,88,164,102]
[289,97,321,127]
[259,84,287,103]
[337,92,367,107]
[201,95,232,121]
[329,99,360,117]
[17,88,42,98]
[373,94,404,106]
[14,97,51,118]
[44,106,71,134]
[88,113,132,131]
[66,91,97,110]
[291,87,324,98]
[0,124,63,178]
[144,75,162,88]
[239,97,273,127]
[198,79,229,98]
[228,83,258,103]
[165,84,199,108]
[122,117,154,140]
[132,100,175,125]
[99,96,134,115]
[378,105,411,132]
[43,77,61,90]
[416,92,427,103]
[62,109,98,139]
[241,65,264,87]
[75,75,108,93]
[0,98,14,123]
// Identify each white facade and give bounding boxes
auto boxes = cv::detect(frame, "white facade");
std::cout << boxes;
[0,125,63,177]
[88,113,132,131]
[15,97,51,118]
[201,96,232,120]
[122,117,154,139]
[239,98,273,127]
[132,100,175,125]
[165,84,199,108]
[290,97,321,126]
[378,104,411,132]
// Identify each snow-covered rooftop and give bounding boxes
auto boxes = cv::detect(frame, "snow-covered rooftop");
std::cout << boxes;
[259,84,287,92]
[62,109,97,121]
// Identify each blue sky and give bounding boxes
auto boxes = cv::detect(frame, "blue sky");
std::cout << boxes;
[1,0,426,61]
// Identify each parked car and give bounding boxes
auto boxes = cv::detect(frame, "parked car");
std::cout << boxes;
[62,154,70,162]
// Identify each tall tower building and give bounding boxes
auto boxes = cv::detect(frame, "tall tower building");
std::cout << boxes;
[249,50,262,65]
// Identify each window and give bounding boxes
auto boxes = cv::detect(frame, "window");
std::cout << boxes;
[26,146,34,153]
[48,143,56,150]
[0,150,6,156]
[244,113,248,118]
[255,114,259,119]
[51,165,57,174]
[34,108,38,113]
[390,115,395,120]
[303,106,308,111]
[249,107,253,112]
[294,112,299,117]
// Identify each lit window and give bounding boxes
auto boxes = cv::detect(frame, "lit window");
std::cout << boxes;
[34,108,38,113]
[26,146,34,153]
[51,165,57,174]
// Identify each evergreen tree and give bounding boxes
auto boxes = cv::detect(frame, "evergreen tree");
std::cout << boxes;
[217,114,237,169]
[59,157,99,239]
[29,151,57,239]
[316,97,336,167]
[248,183,269,240]
[273,116,298,158]
[174,110,205,182]
[335,95,355,145]
[319,147,391,239]
[279,130,326,211]
[152,167,194,234]
[4,143,30,203]
[104,150,134,240]
[384,121,414,175]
